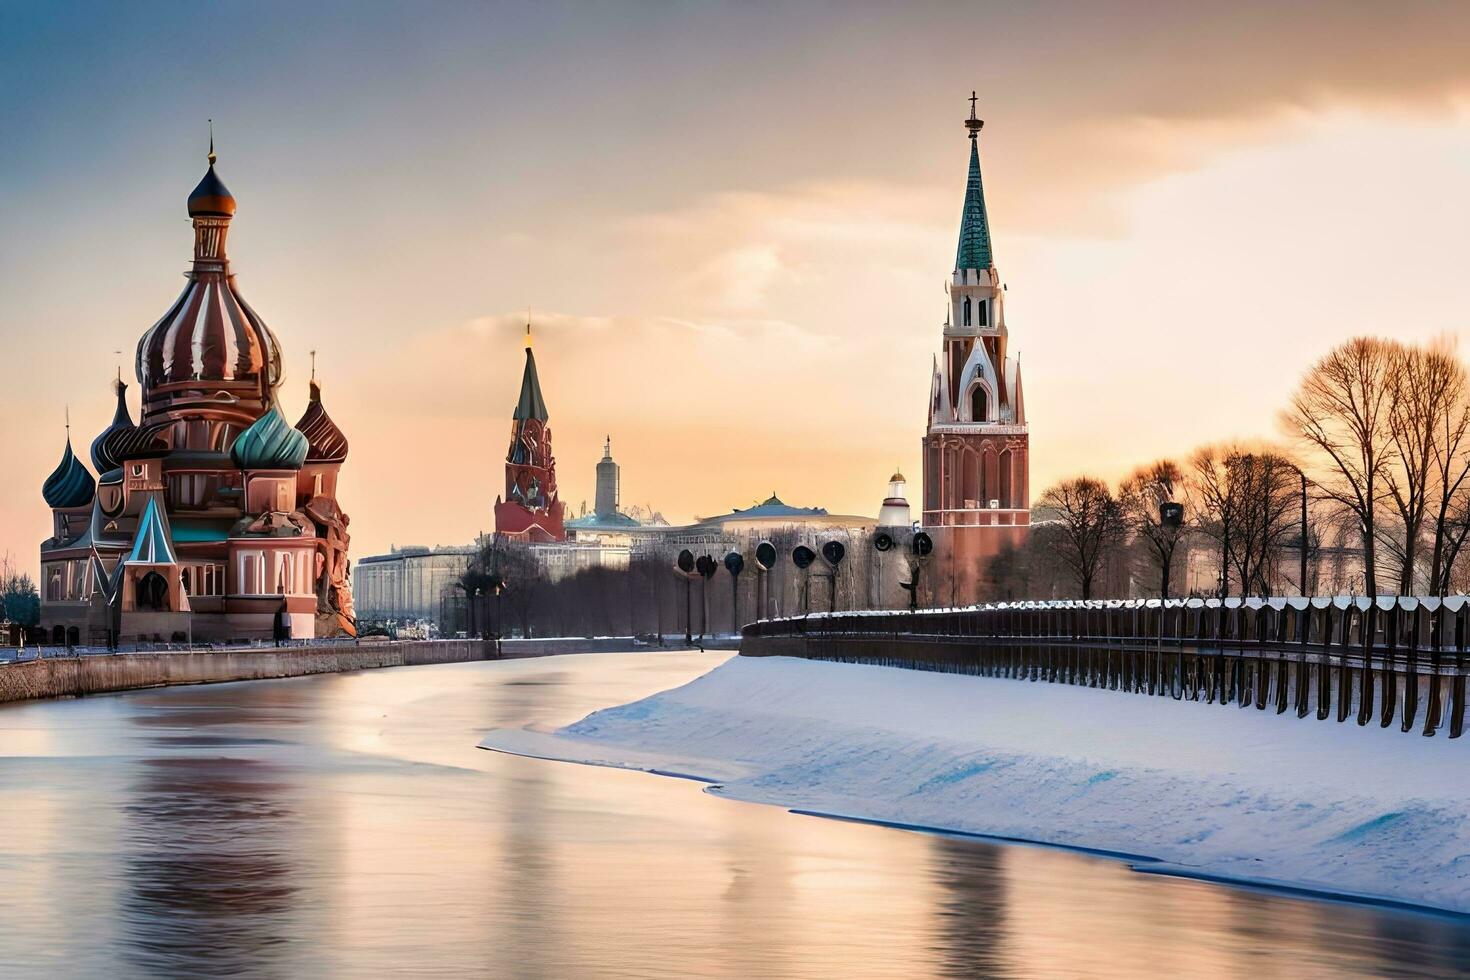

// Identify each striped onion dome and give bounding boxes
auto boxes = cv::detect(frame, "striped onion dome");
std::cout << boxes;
[230,403,308,471]
[136,277,282,396]
[43,437,96,509]
[294,380,349,463]
[90,379,136,473]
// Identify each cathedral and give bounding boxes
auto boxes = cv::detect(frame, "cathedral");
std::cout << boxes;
[923,96,1031,587]
[38,143,356,644]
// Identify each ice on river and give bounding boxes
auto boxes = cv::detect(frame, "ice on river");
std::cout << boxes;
[480,655,1470,914]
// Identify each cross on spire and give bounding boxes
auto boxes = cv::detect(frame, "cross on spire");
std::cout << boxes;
[965,91,984,139]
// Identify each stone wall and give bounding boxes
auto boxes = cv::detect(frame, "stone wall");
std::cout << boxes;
[0,639,489,706]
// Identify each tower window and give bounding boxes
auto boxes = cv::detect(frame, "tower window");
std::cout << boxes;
[962,297,971,327]
[971,386,989,422]
[978,300,988,327]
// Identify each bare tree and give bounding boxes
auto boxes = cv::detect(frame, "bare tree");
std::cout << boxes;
[1119,460,1188,598]
[1283,337,1396,597]
[1035,477,1124,600]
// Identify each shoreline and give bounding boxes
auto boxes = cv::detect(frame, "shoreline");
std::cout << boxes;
[480,654,1470,918]
[0,638,736,707]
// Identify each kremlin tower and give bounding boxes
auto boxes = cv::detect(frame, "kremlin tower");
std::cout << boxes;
[923,95,1030,592]
[38,140,356,644]
[493,327,566,542]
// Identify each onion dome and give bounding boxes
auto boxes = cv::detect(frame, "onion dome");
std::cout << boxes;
[43,436,96,509]
[136,140,280,428]
[294,380,349,464]
[187,137,236,217]
[104,422,169,466]
[90,378,136,473]
[231,403,308,471]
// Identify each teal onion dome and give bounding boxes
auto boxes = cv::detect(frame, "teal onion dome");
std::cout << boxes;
[43,437,96,508]
[230,404,308,471]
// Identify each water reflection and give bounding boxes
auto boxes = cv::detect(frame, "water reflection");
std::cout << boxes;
[0,653,1468,978]
[120,756,306,977]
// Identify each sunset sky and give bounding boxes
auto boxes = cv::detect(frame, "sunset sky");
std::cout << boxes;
[4,1,1470,571]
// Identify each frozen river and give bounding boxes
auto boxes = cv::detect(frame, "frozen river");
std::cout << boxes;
[1,651,1467,978]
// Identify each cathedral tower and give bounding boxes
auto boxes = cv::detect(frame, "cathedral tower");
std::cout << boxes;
[922,95,1030,593]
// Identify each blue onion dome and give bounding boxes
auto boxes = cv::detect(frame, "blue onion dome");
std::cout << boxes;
[43,437,96,508]
[231,403,308,471]
[294,380,349,463]
[90,378,136,473]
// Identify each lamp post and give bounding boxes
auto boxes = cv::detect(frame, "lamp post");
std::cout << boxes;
[754,541,776,621]
[821,540,846,613]
[792,545,816,613]
[694,555,717,646]
[724,551,745,635]
[676,550,695,644]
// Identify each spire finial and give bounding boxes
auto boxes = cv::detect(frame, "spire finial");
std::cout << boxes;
[310,349,317,383]
[965,91,983,139]
[525,312,533,350]
[65,404,70,434]
[207,119,217,166]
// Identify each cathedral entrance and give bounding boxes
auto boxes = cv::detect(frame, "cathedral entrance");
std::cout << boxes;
[136,572,169,611]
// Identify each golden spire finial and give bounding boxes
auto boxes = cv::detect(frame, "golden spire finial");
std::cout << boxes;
[207,119,217,166]
[525,309,533,350]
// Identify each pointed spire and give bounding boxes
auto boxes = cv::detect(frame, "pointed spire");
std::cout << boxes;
[955,92,994,272]
[513,342,549,422]
[91,373,137,473]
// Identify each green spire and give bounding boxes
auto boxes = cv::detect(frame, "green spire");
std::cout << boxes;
[955,94,994,272]
[514,344,549,422]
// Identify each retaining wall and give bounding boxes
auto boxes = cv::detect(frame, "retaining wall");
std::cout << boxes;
[0,639,490,705]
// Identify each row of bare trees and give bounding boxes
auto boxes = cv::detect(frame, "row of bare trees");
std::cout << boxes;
[1018,336,1470,600]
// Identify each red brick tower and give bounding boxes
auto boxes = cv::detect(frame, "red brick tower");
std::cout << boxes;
[923,94,1030,597]
[494,326,565,542]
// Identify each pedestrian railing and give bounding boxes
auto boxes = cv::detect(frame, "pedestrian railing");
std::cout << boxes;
[741,596,1470,738]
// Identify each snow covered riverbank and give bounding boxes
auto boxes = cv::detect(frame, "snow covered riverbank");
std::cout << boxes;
[480,655,1470,914]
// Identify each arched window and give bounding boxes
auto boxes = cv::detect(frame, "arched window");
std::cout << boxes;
[962,296,971,327]
[970,386,988,422]
[137,572,169,611]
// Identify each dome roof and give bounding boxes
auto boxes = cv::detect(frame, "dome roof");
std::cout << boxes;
[136,275,282,400]
[90,379,135,473]
[187,162,236,218]
[43,437,96,509]
[231,404,308,471]
[294,381,349,463]
[889,471,906,483]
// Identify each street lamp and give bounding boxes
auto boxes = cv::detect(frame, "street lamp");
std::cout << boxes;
[724,551,745,635]
[676,549,695,644]
[694,554,717,645]
[792,545,816,613]
[821,540,846,612]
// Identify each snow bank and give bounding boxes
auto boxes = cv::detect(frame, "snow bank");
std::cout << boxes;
[480,655,1470,914]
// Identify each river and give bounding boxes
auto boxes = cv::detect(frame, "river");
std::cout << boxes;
[0,651,1467,978]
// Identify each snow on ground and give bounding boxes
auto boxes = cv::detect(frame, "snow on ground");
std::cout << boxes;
[480,655,1470,914]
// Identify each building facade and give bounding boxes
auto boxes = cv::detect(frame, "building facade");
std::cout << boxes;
[38,145,355,644]
[923,96,1030,592]
[354,546,476,624]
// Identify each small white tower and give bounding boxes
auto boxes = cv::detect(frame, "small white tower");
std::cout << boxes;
[878,470,911,528]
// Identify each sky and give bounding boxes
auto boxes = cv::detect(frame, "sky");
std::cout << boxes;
[3,1,1470,572]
